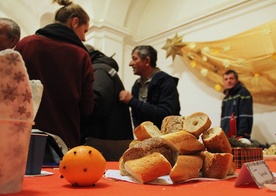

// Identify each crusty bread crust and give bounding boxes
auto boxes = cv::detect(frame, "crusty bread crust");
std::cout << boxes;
[130,137,178,166]
[201,127,232,153]
[124,152,172,183]
[161,131,205,155]
[170,155,203,183]
[227,161,236,175]
[119,148,145,176]
[183,112,211,138]
[128,139,140,148]
[201,151,233,179]
[119,137,178,176]
[160,115,185,134]
[134,121,162,140]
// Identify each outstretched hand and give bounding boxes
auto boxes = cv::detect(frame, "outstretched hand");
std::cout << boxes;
[119,90,133,104]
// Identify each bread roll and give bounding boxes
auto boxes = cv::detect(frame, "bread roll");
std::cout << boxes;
[201,126,232,153]
[119,137,178,176]
[227,161,236,175]
[130,137,178,166]
[119,148,145,176]
[160,115,185,134]
[134,121,162,140]
[169,155,203,183]
[128,139,140,148]
[124,152,172,183]
[161,131,205,155]
[183,112,211,138]
[201,151,233,179]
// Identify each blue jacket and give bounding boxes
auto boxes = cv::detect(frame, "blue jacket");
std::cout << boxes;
[220,82,253,138]
[128,71,181,129]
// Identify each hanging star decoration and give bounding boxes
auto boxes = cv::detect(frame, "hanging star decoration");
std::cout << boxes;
[162,33,186,61]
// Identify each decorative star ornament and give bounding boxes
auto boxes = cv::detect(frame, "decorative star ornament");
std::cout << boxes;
[162,33,186,61]
[223,59,230,68]
[222,44,231,52]
[200,68,209,77]
[263,25,272,35]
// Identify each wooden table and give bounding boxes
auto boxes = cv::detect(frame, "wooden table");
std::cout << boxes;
[8,161,276,196]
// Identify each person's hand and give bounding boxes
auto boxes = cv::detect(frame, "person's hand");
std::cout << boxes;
[119,90,133,104]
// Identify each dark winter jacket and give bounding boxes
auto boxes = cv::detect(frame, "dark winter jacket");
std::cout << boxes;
[15,23,94,148]
[81,50,133,142]
[128,71,181,129]
[220,82,253,138]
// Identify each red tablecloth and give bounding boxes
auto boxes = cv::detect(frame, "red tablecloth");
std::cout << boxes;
[7,161,276,196]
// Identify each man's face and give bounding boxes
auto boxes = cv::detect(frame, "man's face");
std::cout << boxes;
[223,73,238,89]
[129,50,147,76]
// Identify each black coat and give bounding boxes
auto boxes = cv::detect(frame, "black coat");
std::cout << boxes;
[81,51,133,142]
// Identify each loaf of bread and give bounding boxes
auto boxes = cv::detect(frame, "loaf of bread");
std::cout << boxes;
[160,115,185,134]
[169,155,203,183]
[130,137,178,166]
[128,139,140,148]
[201,126,232,153]
[183,112,211,138]
[134,121,162,140]
[161,130,205,155]
[119,137,178,176]
[201,151,233,179]
[119,148,145,176]
[227,161,236,175]
[124,152,172,183]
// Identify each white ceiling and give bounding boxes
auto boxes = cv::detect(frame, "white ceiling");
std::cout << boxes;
[0,0,252,41]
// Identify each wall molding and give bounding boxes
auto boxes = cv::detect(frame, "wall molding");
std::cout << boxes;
[87,0,275,45]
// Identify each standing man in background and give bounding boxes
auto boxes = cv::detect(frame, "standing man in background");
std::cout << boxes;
[119,45,180,129]
[221,69,253,139]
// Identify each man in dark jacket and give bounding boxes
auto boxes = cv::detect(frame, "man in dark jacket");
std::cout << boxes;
[220,69,253,139]
[119,45,181,129]
[81,45,134,143]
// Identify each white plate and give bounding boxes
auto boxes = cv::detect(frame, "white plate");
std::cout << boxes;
[25,170,54,177]
[264,184,276,191]
[263,155,276,161]
[104,170,238,185]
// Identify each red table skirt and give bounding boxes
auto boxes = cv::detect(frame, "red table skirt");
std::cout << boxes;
[8,161,276,196]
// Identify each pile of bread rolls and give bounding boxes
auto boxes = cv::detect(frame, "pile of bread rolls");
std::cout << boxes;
[119,112,235,184]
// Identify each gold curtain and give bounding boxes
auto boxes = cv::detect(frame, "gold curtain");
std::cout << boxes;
[163,20,276,106]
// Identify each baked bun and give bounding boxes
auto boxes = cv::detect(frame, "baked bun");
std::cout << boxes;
[130,137,178,166]
[124,152,172,183]
[119,148,145,176]
[201,151,233,179]
[183,112,211,138]
[134,121,162,140]
[169,155,203,183]
[161,131,205,155]
[201,126,232,153]
[119,137,178,175]
[128,139,140,148]
[160,115,185,134]
[227,161,236,175]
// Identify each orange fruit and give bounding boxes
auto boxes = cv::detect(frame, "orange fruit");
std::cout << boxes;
[59,145,106,186]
